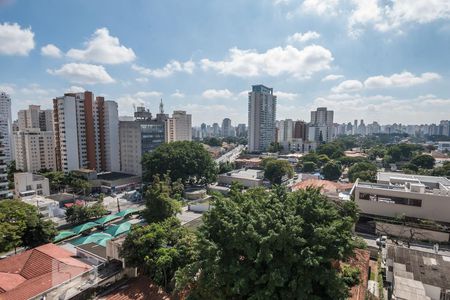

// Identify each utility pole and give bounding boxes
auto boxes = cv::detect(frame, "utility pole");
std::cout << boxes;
[116,196,121,212]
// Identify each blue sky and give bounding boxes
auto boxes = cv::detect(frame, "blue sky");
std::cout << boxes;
[1,0,449,125]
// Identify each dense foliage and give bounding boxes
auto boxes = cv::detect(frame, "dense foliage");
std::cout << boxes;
[322,161,342,181]
[179,187,359,299]
[410,154,435,169]
[142,141,217,185]
[0,200,56,252]
[301,161,317,173]
[348,162,378,182]
[263,159,294,184]
[65,202,108,224]
[142,175,182,223]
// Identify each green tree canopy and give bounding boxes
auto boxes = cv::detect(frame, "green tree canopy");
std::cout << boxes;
[264,159,294,184]
[301,161,317,173]
[0,200,56,252]
[316,143,345,159]
[348,162,378,182]
[410,154,435,169]
[322,161,342,181]
[142,141,217,185]
[65,202,108,224]
[181,187,359,299]
[142,175,182,224]
[121,217,197,291]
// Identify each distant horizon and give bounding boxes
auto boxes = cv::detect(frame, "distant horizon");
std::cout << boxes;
[1,1,450,125]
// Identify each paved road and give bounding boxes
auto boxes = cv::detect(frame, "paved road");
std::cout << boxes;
[215,145,244,164]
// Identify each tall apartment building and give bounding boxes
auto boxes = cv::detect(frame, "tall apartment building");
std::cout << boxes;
[53,91,119,173]
[221,118,232,137]
[0,135,8,199]
[14,105,56,172]
[277,119,294,143]
[248,85,277,152]
[236,123,247,138]
[308,107,334,143]
[165,110,192,142]
[293,121,308,140]
[0,92,13,163]
[119,106,166,176]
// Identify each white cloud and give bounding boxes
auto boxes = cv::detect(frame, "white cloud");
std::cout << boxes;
[135,77,149,83]
[301,0,339,16]
[331,80,363,93]
[275,91,299,100]
[67,28,136,64]
[20,83,56,96]
[134,91,162,98]
[180,103,244,125]
[171,90,185,98]
[66,86,85,93]
[47,63,115,84]
[286,31,321,44]
[201,45,333,78]
[273,0,290,5]
[0,83,16,94]
[41,44,62,58]
[131,60,195,78]
[0,22,35,56]
[322,74,344,81]
[202,89,234,99]
[348,0,382,36]
[364,71,441,88]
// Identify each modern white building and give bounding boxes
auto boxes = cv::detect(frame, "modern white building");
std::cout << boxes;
[14,172,50,198]
[218,168,264,188]
[53,91,119,172]
[308,107,334,142]
[248,85,277,152]
[277,119,294,143]
[14,129,56,172]
[0,92,13,163]
[352,172,450,223]
[165,110,192,142]
[0,135,8,199]
[437,141,450,152]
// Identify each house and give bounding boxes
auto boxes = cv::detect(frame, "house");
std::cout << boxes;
[14,172,50,198]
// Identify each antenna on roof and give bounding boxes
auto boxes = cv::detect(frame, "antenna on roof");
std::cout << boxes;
[159,98,164,114]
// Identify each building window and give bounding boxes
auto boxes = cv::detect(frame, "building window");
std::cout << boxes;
[37,184,42,189]
[359,192,422,207]
[26,185,32,191]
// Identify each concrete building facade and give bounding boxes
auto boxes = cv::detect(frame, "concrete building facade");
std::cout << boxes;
[248,85,277,152]
[165,110,192,142]
[308,107,334,142]
[0,92,13,163]
[14,129,56,172]
[14,172,50,198]
[0,135,8,199]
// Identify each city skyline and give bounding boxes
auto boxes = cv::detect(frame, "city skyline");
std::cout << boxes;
[1,1,450,125]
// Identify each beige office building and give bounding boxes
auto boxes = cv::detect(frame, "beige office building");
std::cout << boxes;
[353,172,450,223]
[14,129,55,172]
[165,110,192,142]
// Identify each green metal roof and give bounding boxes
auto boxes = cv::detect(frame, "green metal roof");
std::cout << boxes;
[53,230,76,242]
[96,237,113,247]
[71,222,99,234]
[95,214,121,225]
[70,232,112,246]
[114,208,138,218]
[104,222,131,237]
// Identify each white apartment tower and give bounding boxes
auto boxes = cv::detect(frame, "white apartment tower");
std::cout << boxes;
[53,91,119,172]
[277,119,294,143]
[0,92,13,163]
[165,110,192,142]
[308,107,334,143]
[248,85,277,152]
[0,135,8,198]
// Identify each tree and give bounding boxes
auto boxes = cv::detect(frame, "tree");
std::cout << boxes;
[264,159,294,185]
[121,217,197,292]
[41,171,66,193]
[202,137,222,147]
[322,161,342,181]
[218,161,235,174]
[402,163,419,173]
[142,141,217,185]
[180,187,359,299]
[0,200,56,252]
[65,202,108,224]
[348,162,378,183]
[301,161,317,173]
[410,154,435,169]
[316,143,344,159]
[142,175,182,223]
[268,142,283,153]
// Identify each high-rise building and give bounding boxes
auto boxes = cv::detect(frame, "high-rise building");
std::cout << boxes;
[119,106,165,176]
[165,110,192,142]
[236,123,247,138]
[0,92,13,163]
[221,118,232,137]
[308,107,334,142]
[293,120,308,140]
[14,105,56,173]
[248,85,277,152]
[53,91,119,172]
[0,135,8,198]
[358,119,366,136]
[212,123,220,137]
[277,119,294,143]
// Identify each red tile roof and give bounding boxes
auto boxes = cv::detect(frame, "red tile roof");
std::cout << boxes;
[348,249,370,300]
[292,179,353,193]
[100,276,170,300]
[0,243,92,300]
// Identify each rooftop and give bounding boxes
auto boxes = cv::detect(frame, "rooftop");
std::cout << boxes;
[292,179,353,194]
[98,276,170,300]
[97,172,139,181]
[0,243,92,300]
[220,168,264,180]
[377,172,450,188]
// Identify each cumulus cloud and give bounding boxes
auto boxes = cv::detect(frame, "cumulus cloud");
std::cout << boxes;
[67,28,136,64]
[331,80,363,93]
[364,71,441,88]
[0,22,35,56]
[41,44,62,58]
[301,0,339,16]
[135,77,149,83]
[275,91,299,100]
[47,63,115,84]
[171,90,185,98]
[202,89,234,99]
[286,31,321,44]
[322,74,344,81]
[0,83,16,94]
[131,60,195,78]
[20,83,56,96]
[201,45,333,78]
[66,86,85,93]
[134,91,162,98]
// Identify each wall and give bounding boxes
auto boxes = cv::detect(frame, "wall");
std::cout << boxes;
[375,222,449,243]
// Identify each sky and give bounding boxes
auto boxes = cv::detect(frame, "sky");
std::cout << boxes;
[0,0,449,126]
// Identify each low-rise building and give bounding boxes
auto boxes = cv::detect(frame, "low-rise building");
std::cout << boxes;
[14,172,50,198]
[73,169,142,194]
[217,168,264,188]
[437,141,450,152]
[21,195,65,218]
[352,172,450,223]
